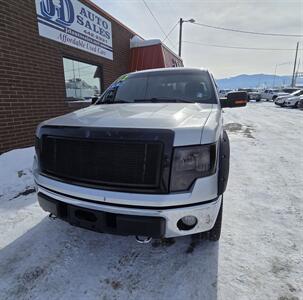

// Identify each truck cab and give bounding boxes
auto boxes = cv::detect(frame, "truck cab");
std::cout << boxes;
[33,68,247,242]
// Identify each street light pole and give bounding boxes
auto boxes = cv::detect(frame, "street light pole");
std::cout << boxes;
[178,18,183,57]
[178,18,195,57]
[273,64,278,88]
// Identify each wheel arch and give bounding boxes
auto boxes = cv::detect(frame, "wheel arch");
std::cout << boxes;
[217,130,230,195]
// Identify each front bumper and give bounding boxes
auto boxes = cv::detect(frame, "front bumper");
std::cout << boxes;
[284,102,295,107]
[36,183,222,238]
[33,152,221,238]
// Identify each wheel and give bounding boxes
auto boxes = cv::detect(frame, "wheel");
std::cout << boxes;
[294,102,299,108]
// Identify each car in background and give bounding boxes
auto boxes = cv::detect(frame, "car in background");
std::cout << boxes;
[274,96,287,106]
[275,89,303,107]
[238,88,261,102]
[284,94,303,108]
[218,89,232,98]
[261,89,289,101]
[248,89,261,102]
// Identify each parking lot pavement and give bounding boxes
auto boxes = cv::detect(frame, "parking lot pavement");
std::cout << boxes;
[0,102,302,300]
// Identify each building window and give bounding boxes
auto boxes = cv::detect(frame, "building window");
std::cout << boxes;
[63,57,102,101]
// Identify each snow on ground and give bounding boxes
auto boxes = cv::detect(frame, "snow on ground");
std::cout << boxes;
[0,102,302,300]
[0,147,35,202]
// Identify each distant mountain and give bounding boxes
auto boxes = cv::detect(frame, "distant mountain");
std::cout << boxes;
[216,74,303,90]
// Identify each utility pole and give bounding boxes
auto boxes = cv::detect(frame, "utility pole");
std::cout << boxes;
[178,18,183,57]
[273,64,278,88]
[294,59,301,84]
[178,18,195,57]
[291,42,299,87]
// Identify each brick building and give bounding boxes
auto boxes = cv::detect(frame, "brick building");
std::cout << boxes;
[0,0,151,153]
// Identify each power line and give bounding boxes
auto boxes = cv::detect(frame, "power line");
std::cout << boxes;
[162,21,179,43]
[183,40,301,51]
[192,22,303,38]
[142,0,176,49]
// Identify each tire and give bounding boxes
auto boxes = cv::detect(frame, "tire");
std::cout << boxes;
[294,102,299,108]
[207,201,223,241]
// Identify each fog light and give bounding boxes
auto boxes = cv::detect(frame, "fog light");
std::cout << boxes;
[177,215,198,230]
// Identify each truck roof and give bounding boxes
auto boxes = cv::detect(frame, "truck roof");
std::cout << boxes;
[128,67,209,76]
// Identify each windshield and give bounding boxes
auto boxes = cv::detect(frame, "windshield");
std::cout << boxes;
[291,90,303,96]
[97,71,216,104]
[238,89,257,92]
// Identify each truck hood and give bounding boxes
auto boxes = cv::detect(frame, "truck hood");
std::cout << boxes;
[39,103,215,146]
[286,96,300,102]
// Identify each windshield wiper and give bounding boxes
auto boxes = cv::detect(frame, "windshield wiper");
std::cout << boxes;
[97,99,130,105]
[134,97,194,103]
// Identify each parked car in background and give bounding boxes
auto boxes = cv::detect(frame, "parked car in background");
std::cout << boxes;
[261,89,289,101]
[284,95,303,108]
[247,89,261,101]
[275,89,303,107]
[218,89,232,98]
[238,89,261,101]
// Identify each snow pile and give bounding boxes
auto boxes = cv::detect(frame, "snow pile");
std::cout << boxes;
[0,147,35,201]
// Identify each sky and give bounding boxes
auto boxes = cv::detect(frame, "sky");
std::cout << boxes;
[91,0,303,78]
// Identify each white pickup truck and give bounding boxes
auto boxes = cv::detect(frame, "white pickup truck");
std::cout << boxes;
[33,68,247,243]
[261,89,289,101]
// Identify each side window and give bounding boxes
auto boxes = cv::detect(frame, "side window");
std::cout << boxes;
[63,57,102,101]
[103,89,116,102]
[99,84,118,103]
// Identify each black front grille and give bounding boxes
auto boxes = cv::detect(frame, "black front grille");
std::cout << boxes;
[40,136,163,190]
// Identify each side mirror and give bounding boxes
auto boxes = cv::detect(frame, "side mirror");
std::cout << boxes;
[91,96,99,104]
[220,91,248,108]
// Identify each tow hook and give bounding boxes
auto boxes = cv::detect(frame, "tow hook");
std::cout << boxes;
[48,213,57,220]
[135,236,152,244]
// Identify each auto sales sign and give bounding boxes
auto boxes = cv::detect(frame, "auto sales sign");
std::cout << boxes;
[35,0,113,60]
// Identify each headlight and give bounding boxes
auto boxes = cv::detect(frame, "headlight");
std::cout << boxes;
[170,144,217,192]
